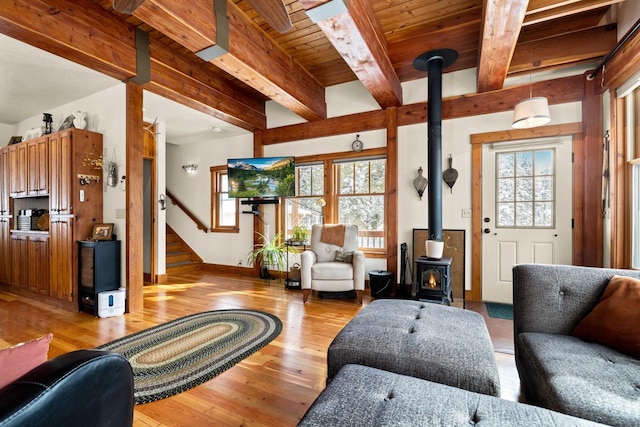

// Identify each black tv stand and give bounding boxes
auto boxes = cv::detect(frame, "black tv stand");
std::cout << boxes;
[241,198,280,215]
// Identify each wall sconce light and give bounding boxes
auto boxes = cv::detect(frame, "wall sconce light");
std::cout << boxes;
[512,74,551,129]
[413,166,428,200]
[182,164,198,174]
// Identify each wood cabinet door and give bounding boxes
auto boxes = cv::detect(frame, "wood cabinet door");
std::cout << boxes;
[10,233,28,289]
[0,148,8,215]
[8,143,27,197]
[0,219,10,284]
[49,132,72,215]
[49,218,73,301]
[28,235,50,295]
[27,137,48,195]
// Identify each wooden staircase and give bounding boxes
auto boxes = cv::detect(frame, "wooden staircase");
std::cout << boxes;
[166,225,203,274]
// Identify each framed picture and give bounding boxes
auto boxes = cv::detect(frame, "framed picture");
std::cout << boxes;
[8,136,22,145]
[92,223,114,241]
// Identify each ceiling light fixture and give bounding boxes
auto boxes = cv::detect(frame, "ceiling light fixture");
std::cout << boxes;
[512,73,551,129]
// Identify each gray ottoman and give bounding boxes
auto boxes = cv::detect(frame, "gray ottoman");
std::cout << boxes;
[298,364,605,426]
[327,299,500,396]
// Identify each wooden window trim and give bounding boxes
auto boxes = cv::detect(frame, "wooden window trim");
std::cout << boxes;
[280,148,387,255]
[210,165,239,233]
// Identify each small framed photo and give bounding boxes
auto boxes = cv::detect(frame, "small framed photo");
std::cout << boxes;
[92,223,114,241]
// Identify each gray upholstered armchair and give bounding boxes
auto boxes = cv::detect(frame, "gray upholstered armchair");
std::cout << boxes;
[301,224,365,304]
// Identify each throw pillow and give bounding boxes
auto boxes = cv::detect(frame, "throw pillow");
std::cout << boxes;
[572,275,640,358]
[0,333,53,389]
[335,249,354,263]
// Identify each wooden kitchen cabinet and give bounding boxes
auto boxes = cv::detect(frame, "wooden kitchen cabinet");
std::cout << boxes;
[27,136,48,196]
[10,233,28,289]
[0,147,9,216]
[49,131,72,215]
[0,218,10,285]
[28,234,49,295]
[0,129,103,311]
[9,142,27,197]
[49,218,73,301]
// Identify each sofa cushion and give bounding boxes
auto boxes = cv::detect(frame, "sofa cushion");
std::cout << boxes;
[572,275,640,358]
[311,262,353,281]
[298,364,605,426]
[517,332,640,426]
[0,333,53,389]
[334,249,353,263]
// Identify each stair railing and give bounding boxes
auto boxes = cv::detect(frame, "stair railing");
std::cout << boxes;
[166,190,209,233]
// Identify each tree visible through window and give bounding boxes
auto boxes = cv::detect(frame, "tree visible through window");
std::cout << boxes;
[284,164,324,238]
[336,159,385,249]
[496,150,555,228]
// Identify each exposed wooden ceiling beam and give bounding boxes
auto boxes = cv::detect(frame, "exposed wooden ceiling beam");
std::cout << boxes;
[518,8,608,43]
[0,0,266,131]
[132,0,326,121]
[477,0,529,92]
[524,0,624,26]
[263,74,584,144]
[509,26,616,74]
[304,0,402,108]
[0,0,138,82]
[147,39,265,131]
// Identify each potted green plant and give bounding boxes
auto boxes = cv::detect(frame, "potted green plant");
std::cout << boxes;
[247,232,287,279]
[291,225,310,245]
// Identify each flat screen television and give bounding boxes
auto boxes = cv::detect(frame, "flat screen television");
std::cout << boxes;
[227,156,295,198]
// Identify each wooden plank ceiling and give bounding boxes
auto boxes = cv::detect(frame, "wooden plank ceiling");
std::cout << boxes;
[0,0,623,130]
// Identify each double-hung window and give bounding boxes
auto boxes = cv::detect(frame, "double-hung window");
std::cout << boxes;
[210,166,239,232]
[335,158,386,250]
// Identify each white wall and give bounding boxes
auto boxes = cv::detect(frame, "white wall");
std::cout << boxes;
[617,2,640,39]
[166,133,257,267]
[0,123,15,147]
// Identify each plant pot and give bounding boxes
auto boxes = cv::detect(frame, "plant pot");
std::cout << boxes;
[426,240,444,259]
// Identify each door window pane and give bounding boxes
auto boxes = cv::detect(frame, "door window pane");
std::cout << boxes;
[496,149,555,228]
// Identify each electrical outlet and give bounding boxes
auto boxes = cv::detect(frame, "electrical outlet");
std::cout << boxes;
[461,208,472,218]
[115,209,126,219]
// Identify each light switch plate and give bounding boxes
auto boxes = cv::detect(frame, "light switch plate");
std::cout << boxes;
[115,209,126,219]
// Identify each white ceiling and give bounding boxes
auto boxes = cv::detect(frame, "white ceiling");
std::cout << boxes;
[0,33,250,144]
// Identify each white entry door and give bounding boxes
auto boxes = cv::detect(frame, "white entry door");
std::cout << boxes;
[482,137,573,303]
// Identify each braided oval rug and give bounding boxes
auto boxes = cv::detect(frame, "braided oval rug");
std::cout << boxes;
[97,309,282,404]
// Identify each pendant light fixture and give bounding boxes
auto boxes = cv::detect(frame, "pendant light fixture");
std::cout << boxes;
[512,73,551,129]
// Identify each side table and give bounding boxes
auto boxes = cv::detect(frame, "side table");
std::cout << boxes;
[285,241,306,289]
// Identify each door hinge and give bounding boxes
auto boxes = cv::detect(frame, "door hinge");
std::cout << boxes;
[571,152,574,163]
[572,218,574,229]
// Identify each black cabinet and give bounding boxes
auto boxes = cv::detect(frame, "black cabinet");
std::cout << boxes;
[78,240,121,315]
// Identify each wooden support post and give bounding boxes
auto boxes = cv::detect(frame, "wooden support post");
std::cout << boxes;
[125,82,144,313]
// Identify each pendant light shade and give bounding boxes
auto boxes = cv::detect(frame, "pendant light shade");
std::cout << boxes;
[512,97,551,128]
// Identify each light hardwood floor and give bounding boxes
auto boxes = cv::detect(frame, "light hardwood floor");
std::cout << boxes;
[0,271,520,426]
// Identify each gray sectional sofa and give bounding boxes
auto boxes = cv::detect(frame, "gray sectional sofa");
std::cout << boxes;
[298,364,605,426]
[513,264,640,426]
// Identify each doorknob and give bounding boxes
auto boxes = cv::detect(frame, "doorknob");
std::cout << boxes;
[484,228,491,234]
[484,217,491,223]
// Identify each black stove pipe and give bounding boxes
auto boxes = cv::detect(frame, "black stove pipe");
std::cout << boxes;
[413,49,458,241]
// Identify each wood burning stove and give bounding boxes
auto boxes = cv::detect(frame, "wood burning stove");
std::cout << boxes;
[415,256,452,305]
